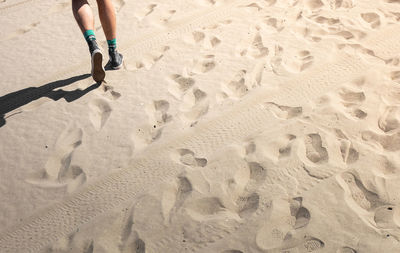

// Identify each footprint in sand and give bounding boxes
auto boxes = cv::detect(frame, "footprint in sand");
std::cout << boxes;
[361,130,400,151]
[209,36,221,48]
[134,3,157,20]
[189,55,217,75]
[256,197,317,251]
[247,162,267,184]
[184,30,221,50]
[222,70,248,98]
[361,12,381,29]
[168,74,196,99]
[236,31,268,59]
[172,148,208,167]
[339,88,365,105]
[179,87,209,123]
[269,45,295,75]
[131,99,171,150]
[302,237,325,252]
[89,99,112,131]
[236,192,260,217]
[329,86,368,119]
[378,106,400,133]
[146,99,172,128]
[131,124,163,150]
[338,172,381,211]
[220,250,243,253]
[304,133,329,164]
[27,125,86,193]
[183,30,206,45]
[249,32,269,59]
[282,50,314,73]
[290,197,311,229]
[99,84,121,100]
[313,15,340,26]
[264,102,303,120]
[245,133,296,164]
[262,16,285,32]
[127,45,170,70]
[162,175,193,222]
[335,29,362,41]
[119,211,146,253]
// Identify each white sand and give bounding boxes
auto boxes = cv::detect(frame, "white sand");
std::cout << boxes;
[1,0,400,252]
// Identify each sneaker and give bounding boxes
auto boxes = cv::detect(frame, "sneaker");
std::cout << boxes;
[108,49,123,70]
[88,40,105,82]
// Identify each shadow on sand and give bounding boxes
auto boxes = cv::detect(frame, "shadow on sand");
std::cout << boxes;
[0,74,99,128]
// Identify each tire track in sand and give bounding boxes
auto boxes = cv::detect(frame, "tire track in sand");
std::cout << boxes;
[1,17,400,253]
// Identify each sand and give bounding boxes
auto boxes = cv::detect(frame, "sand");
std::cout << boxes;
[1,0,400,252]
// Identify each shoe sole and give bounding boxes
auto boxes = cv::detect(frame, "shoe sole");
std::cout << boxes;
[91,49,105,82]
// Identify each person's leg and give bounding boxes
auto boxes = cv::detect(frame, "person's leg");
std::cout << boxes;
[96,0,123,69]
[72,0,94,33]
[96,0,116,40]
[72,0,106,82]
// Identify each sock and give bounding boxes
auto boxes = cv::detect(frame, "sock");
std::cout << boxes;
[107,38,117,52]
[83,30,96,43]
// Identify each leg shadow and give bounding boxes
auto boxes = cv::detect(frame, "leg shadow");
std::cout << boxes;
[0,74,99,128]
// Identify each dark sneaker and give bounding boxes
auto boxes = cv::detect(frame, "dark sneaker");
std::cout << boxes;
[88,40,106,82]
[108,49,123,70]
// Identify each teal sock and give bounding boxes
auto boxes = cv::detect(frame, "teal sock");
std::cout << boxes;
[107,38,117,52]
[83,30,96,43]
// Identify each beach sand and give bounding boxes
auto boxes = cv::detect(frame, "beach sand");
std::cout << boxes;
[1,0,400,252]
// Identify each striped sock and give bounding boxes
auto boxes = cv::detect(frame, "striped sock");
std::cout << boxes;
[83,30,96,43]
[107,38,117,52]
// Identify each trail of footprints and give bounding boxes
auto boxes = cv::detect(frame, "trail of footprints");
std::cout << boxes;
[25,82,122,192]
[26,125,86,193]
[89,84,121,131]
[83,122,361,253]
[42,123,364,251]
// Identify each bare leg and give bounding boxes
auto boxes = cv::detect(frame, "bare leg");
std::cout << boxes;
[96,0,117,40]
[72,0,105,82]
[72,0,94,33]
